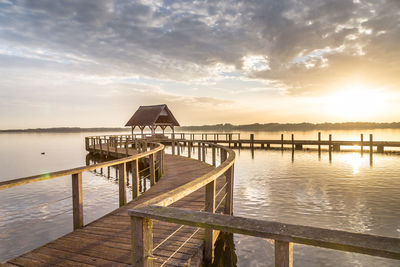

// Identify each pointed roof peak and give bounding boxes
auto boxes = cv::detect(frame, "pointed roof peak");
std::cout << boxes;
[125,104,180,127]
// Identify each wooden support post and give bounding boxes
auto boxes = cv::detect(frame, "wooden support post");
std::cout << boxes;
[329,134,332,162]
[377,145,384,153]
[99,137,103,155]
[125,141,129,156]
[281,134,284,150]
[107,139,110,156]
[131,217,153,267]
[275,240,293,267]
[261,143,265,148]
[318,132,321,154]
[198,142,201,161]
[202,142,206,162]
[250,134,254,150]
[205,180,216,263]
[361,134,364,155]
[119,163,127,207]
[171,141,175,155]
[224,165,234,215]
[291,134,294,150]
[370,134,373,163]
[131,160,139,199]
[85,137,89,150]
[229,134,232,148]
[177,141,181,156]
[149,154,155,186]
[72,173,83,230]
[188,142,192,158]
[212,146,216,166]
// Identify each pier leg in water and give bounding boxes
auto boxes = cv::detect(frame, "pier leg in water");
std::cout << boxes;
[318,132,321,157]
[281,133,284,151]
[370,134,373,166]
[360,133,364,157]
[329,134,332,163]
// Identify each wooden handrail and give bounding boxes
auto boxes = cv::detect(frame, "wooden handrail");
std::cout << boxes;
[131,141,235,209]
[129,205,400,260]
[0,143,164,190]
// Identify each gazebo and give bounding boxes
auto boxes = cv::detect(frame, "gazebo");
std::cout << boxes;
[125,104,180,138]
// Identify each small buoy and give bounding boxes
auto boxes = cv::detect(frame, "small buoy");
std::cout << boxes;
[41,152,45,155]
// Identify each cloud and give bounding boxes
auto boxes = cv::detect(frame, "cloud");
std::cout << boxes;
[0,0,399,127]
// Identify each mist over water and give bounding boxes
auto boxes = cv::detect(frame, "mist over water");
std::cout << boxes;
[1,130,400,265]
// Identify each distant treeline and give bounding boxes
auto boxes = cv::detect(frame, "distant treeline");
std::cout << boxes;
[2,122,400,133]
[0,127,129,133]
[178,122,400,132]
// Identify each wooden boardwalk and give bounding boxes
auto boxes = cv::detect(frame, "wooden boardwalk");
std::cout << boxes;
[4,153,227,266]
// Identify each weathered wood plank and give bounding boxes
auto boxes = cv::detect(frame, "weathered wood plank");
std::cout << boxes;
[129,205,400,260]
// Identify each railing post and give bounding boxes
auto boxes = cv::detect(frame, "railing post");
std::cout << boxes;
[205,179,216,263]
[132,160,139,199]
[275,240,293,267]
[131,216,153,267]
[119,163,127,207]
[72,173,83,230]
[202,142,206,162]
[149,153,155,186]
[198,142,201,161]
[224,164,234,215]
[212,146,216,166]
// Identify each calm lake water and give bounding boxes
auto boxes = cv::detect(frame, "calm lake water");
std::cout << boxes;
[1,129,400,266]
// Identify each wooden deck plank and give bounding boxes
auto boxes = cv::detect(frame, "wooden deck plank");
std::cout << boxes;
[6,148,225,267]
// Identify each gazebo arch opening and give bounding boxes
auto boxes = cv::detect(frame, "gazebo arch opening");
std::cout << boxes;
[125,104,180,139]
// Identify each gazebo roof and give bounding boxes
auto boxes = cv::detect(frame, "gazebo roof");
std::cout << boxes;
[125,104,180,127]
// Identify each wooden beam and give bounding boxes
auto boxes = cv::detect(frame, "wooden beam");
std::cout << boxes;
[131,216,153,267]
[129,206,400,260]
[224,165,234,215]
[72,173,83,230]
[275,240,293,267]
[149,154,155,186]
[204,180,216,263]
[119,163,127,207]
[131,160,139,199]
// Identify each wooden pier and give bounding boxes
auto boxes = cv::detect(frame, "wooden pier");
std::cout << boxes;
[1,134,400,267]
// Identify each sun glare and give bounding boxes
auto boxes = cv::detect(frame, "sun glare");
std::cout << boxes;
[324,83,385,120]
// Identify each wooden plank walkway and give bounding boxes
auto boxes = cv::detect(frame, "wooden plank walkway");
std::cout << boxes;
[4,152,227,266]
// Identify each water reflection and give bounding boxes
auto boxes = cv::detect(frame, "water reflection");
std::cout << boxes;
[207,232,238,267]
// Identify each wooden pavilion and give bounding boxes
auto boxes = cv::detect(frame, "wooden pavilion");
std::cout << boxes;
[125,104,180,137]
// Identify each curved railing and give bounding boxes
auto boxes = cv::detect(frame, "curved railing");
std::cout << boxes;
[0,140,165,230]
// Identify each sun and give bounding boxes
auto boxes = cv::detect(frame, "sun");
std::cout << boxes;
[323,83,386,121]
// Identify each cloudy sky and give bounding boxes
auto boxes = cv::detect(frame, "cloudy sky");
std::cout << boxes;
[0,0,399,128]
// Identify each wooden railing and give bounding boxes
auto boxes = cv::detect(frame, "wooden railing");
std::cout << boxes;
[126,140,400,266]
[129,206,400,266]
[0,140,165,230]
[120,139,236,266]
